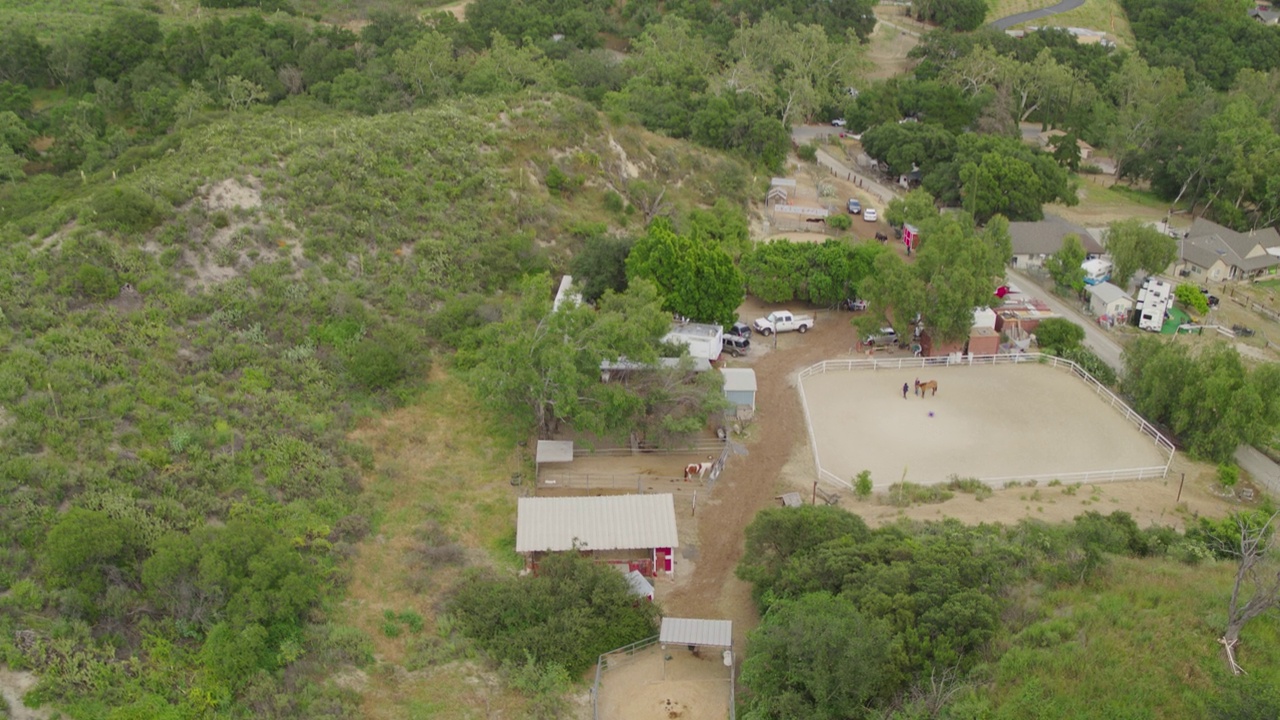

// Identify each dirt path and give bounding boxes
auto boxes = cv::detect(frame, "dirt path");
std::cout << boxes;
[660,303,859,650]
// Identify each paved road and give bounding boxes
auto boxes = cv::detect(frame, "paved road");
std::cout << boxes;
[989,0,1086,29]
[1005,268,1124,372]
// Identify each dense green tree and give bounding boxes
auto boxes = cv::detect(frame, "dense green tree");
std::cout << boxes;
[1044,234,1087,294]
[1175,284,1210,315]
[1104,219,1177,289]
[737,505,872,599]
[1034,317,1085,353]
[885,188,938,228]
[740,239,884,306]
[740,593,894,720]
[1123,339,1280,462]
[0,28,48,86]
[913,0,987,30]
[860,121,957,176]
[627,219,744,327]
[570,234,635,303]
[862,212,1010,343]
[687,198,751,259]
[450,552,660,675]
[43,508,145,611]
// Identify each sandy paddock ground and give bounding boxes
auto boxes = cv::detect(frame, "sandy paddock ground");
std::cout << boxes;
[595,645,732,720]
[799,362,1170,488]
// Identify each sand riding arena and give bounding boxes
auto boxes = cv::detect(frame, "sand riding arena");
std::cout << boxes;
[797,354,1174,489]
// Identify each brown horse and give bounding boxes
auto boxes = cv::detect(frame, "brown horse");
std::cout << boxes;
[915,379,938,397]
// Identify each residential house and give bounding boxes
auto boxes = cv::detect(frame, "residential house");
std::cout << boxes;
[1174,218,1280,282]
[1008,214,1104,269]
[1039,129,1095,163]
[1087,281,1134,320]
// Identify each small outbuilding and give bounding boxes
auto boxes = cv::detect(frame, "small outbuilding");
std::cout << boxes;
[1087,281,1134,319]
[535,440,574,483]
[660,617,733,650]
[721,368,757,412]
[516,494,679,577]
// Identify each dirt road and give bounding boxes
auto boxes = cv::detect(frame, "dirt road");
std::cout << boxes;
[660,303,862,649]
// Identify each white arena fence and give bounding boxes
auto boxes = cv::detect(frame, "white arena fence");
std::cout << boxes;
[797,353,1176,490]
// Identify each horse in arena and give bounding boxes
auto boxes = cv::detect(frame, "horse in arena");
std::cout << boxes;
[915,379,938,397]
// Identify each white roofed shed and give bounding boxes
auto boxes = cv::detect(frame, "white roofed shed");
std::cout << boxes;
[660,618,733,648]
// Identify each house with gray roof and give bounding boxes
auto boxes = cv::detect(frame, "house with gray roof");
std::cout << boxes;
[1174,218,1280,282]
[1007,214,1104,269]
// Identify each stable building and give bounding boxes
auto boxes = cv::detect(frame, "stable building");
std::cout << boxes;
[516,494,679,577]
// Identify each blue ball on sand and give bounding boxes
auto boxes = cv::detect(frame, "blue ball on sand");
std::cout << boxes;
[928,411,935,418]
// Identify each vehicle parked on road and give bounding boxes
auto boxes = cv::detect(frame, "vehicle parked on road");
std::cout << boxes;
[863,208,878,222]
[847,198,862,215]
[722,334,751,357]
[842,298,869,311]
[831,118,846,127]
[753,310,815,336]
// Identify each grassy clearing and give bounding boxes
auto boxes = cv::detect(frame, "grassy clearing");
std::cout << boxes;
[987,556,1280,718]
[1033,0,1136,45]
[1047,177,1174,227]
[340,366,532,719]
[986,0,1057,23]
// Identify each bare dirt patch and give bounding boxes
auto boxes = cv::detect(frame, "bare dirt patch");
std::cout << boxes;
[201,177,263,213]
[595,646,731,720]
[800,362,1170,486]
[0,668,49,720]
[867,7,921,80]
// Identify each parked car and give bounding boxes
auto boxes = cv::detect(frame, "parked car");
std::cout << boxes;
[722,334,751,357]
[753,310,816,336]
[842,298,869,312]
[864,327,898,345]
[847,198,862,215]
[1199,288,1220,307]
[863,208,878,222]
[726,321,752,339]
[831,118,847,127]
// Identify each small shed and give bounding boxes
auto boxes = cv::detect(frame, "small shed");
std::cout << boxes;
[624,569,655,602]
[660,618,733,649]
[535,440,574,483]
[973,306,998,330]
[1087,281,1134,319]
[721,368,757,412]
[516,494,679,576]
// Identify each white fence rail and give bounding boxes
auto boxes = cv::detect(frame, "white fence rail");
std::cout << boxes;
[797,353,1175,490]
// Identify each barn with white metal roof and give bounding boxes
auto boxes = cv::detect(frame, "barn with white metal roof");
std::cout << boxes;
[516,494,680,577]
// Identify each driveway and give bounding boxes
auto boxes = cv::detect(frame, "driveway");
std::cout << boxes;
[989,0,1086,29]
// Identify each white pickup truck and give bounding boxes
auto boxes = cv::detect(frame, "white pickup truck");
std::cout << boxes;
[753,310,815,336]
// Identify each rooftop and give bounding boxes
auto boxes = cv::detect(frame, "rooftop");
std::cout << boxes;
[721,367,757,393]
[1008,215,1103,256]
[1087,281,1133,304]
[660,617,733,648]
[516,494,679,553]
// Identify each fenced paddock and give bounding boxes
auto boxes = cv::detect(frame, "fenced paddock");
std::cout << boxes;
[536,442,732,494]
[593,638,733,720]
[797,354,1174,489]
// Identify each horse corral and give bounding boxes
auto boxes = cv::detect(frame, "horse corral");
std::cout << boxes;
[594,643,732,720]
[799,357,1173,489]
[535,440,730,495]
